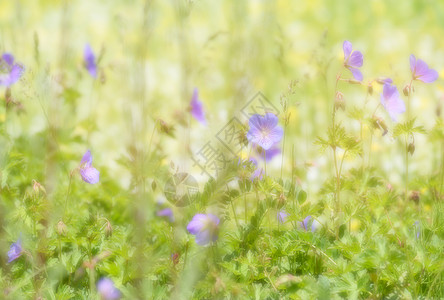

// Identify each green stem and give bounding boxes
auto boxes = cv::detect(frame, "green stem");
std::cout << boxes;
[405,79,413,203]
[280,123,287,180]
[63,171,74,220]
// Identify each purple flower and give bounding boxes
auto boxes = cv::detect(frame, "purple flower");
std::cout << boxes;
[84,44,98,78]
[79,150,100,184]
[187,214,220,246]
[410,54,438,83]
[254,144,281,162]
[97,277,121,300]
[249,158,264,181]
[380,83,406,122]
[299,216,319,232]
[343,41,363,81]
[7,239,22,263]
[247,113,283,150]
[190,88,206,125]
[157,208,174,222]
[277,211,288,224]
[0,53,24,87]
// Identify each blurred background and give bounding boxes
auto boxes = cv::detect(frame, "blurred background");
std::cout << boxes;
[1,0,443,189]
[0,0,443,298]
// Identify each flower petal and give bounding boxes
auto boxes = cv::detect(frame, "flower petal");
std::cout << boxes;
[343,41,352,60]
[348,67,363,81]
[80,167,100,184]
[186,214,207,234]
[348,51,363,68]
[81,150,93,167]
[84,44,97,78]
[418,68,438,83]
[190,88,207,125]
[413,58,430,78]
[409,54,416,73]
[195,229,211,245]
[268,126,284,145]
[2,53,14,66]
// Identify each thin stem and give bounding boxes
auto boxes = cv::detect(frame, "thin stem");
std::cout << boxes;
[405,135,409,202]
[263,150,267,178]
[244,182,247,223]
[405,79,413,202]
[280,122,287,180]
[63,171,74,220]
[333,148,340,213]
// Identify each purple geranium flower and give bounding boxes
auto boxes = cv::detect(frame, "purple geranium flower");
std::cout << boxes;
[410,54,438,83]
[97,277,121,300]
[380,83,406,122]
[79,150,100,184]
[84,44,98,78]
[0,53,24,87]
[187,213,220,246]
[247,113,283,150]
[343,41,363,81]
[249,158,264,181]
[277,211,288,224]
[7,239,23,263]
[299,216,319,232]
[157,208,174,222]
[190,88,206,125]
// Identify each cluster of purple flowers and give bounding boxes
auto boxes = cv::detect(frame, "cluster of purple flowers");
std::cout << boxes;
[343,40,438,123]
[0,53,24,87]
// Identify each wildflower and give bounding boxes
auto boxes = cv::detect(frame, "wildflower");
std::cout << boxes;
[249,158,263,181]
[56,221,67,236]
[84,44,98,78]
[79,150,100,184]
[380,83,406,122]
[343,41,363,81]
[299,216,319,232]
[0,53,24,87]
[277,211,288,224]
[410,54,438,83]
[247,113,283,150]
[157,208,174,222]
[190,88,206,125]
[187,213,220,246]
[7,239,22,263]
[97,277,121,300]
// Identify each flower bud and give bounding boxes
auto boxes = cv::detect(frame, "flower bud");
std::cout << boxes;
[32,180,45,194]
[277,193,286,209]
[105,220,113,238]
[410,190,420,204]
[171,253,180,265]
[57,220,67,236]
[334,92,345,111]
[367,83,373,95]
[372,116,388,136]
[408,142,415,156]
[403,85,411,97]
